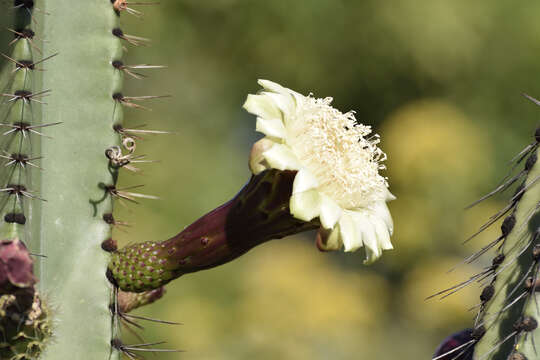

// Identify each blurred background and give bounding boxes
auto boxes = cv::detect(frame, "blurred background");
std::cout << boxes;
[2,1,540,359]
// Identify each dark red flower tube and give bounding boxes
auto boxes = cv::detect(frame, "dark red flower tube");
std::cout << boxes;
[108,170,318,292]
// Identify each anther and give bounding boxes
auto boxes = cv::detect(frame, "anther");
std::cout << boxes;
[514,316,538,332]
[4,213,26,225]
[525,153,538,171]
[480,285,495,303]
[501,215,516,237]
[101,238,118,253]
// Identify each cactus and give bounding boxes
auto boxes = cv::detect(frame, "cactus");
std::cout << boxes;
[0,0,169,358]
[1,2,397,359]
[432,122,540,360]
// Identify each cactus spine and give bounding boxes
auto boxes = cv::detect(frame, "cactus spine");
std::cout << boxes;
[470,143,540,359]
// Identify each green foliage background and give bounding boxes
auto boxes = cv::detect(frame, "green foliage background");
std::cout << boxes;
[3,1,540,359]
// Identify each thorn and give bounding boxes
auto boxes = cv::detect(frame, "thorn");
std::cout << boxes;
[122,313,182,326]
[465,171,524,211]
[523,93,540,107]
[105,184,159,204]
[113,124,170,139]
[112,93,171,111]
[112,28,150,46]
[1,52,59,72]
[0,153,43,170]
[0,121,62,138]
[112,0,161,18]
[1,89,51,104]
[7,28,42,54]
[0,184,45,202]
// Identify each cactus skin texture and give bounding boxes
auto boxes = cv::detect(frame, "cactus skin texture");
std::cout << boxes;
[429,127,540,360]
[0,0,164,358]
[471,144,540,359]
[109,169,318,292]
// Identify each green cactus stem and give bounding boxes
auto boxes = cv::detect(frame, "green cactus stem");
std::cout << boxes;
[109,169,318,292]
[462,129,540,359]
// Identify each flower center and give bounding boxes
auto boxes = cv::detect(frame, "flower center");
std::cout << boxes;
[287,96,388,208]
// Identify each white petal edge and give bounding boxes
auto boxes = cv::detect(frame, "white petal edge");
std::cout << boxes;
[339,211,362,252]
[319,194,342,229]
[249,138,276,175]
[292,168,319,194]
[243,94,281,121]
[317,226,342,251]
[256,117,286,139]
[371,214,393,250]
[290,189,322,222]
[263,91,295,119]
[258,79,289,95]
[369,201,394,236]
[262,143,302,171]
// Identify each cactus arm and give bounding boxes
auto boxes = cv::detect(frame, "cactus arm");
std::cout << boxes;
[33,1,122,359]
[473,149,540,360]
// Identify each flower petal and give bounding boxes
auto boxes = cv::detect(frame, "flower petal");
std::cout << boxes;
[292,168,319,194]
[371,215,393,250]
[263,91,295,120]
[319,195,342,229]
[256,117,286,139]
[249,138,276,174]
[339,211,362,252]
[243,94,281,120]
[290,189,321,222]
[262,143,302,171]
[258,79,289,94]
[369,201,394,236]
[316,226,342,251]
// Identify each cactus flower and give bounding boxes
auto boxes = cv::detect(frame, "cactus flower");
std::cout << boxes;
[244,80,395,263]
[109,80,395,292]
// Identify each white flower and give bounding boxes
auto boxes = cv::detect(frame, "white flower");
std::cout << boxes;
[243,80,395,264]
